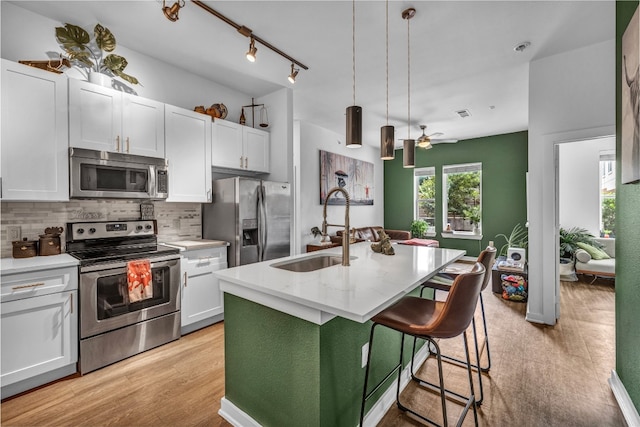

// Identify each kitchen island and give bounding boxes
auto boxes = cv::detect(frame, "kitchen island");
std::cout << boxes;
[215,242,465,427]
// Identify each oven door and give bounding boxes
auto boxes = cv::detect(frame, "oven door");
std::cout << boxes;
[79,256,180,339]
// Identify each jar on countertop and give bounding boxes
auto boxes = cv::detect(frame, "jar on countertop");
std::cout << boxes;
[38,226,63,256]
[12,238,38,258]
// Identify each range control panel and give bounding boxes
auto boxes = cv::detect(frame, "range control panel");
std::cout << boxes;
[68,220,156,240]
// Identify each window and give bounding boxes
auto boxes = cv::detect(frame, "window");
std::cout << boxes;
[599,153,615,237]
[443,163,482,232]
[414,167,436,231]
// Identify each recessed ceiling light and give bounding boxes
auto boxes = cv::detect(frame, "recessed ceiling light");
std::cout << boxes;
[514,41,531,53]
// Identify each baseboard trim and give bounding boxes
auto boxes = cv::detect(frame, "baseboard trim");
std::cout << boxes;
[525,307,547,325]
[217,344,431,427]
[609,370,640,427]
[219,397,261,427]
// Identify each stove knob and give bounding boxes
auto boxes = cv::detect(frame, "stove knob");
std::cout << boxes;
[77,228,85,235]
[89,228,96,234]
[136,225,143,232]
[145,224,153,230]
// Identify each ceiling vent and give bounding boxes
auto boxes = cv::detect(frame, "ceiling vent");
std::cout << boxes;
[456,109,471,118]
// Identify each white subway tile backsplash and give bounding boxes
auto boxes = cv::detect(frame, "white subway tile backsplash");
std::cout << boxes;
[0,200,202,258]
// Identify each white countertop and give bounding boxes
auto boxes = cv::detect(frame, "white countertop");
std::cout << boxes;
[1,254,79,275]
[214,242,465,325]
[161,239,229,251]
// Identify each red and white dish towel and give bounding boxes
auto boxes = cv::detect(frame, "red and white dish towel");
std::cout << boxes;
[127,260,153,302]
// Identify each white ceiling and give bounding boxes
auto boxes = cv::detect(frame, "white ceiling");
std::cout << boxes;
[11,0,615,148]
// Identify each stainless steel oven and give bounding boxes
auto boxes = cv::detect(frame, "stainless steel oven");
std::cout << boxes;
[69,147,168,199]
[66,220,181,374]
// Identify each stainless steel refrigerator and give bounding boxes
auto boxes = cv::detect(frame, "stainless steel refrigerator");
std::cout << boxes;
[202,177,290,268]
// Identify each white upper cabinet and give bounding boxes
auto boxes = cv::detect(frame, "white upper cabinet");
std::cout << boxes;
[212,119,269,173]
[1,59,69,201]
[165,105,212,203]
[243,126,270,173]
[69,79,165,157]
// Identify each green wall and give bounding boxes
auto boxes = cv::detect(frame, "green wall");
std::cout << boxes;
[616,0,640,414]
[224,287,431,426]
[384,131,528,257]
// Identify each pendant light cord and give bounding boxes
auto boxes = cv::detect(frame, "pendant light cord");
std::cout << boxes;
[352,0,356,106]
[407,11,411,139]
[385,0,389,125]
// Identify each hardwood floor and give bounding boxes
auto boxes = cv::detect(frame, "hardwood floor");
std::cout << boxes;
[378,275,623,427]
[1,276,623,426]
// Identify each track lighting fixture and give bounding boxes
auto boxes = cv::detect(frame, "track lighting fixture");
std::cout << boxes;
[162,0,184,22]
[174,1,309,77]
[288,63,299,84]
[246,37,257,62]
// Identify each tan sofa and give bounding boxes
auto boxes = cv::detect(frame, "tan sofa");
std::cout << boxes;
[575,237,615,281]
[333,226,411,243]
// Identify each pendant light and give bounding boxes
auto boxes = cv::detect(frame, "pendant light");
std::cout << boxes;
[402,8,416,168]
[380,0,395,160]
[346,0,362,148]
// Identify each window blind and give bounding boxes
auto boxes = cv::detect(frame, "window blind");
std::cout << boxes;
[443,163,482,174]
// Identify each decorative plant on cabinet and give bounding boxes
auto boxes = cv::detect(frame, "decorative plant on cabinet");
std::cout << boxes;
[55,23,139,85]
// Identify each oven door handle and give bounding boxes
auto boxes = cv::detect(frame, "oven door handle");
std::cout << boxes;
[79,255,180,273]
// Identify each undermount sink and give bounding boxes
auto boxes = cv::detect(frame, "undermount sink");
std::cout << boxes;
[271,254,357,272]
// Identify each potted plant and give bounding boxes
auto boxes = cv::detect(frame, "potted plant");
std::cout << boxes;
[494,223,528,257]
[410,220,427,238]
[464,207,481,234]
[558,227,602,280]
[55,23,139,86]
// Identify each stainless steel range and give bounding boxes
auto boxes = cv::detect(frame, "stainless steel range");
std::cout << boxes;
[66,220,181,374]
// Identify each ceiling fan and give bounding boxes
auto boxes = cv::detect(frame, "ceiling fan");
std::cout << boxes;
[416,125,458,149]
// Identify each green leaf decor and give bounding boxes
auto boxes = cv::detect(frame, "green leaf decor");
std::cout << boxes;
[55,22,139,85]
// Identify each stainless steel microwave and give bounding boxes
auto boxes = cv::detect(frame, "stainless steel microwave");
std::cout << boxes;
[69,147,168,199]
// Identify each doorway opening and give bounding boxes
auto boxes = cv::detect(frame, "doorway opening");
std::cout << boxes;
[555,136,616,316]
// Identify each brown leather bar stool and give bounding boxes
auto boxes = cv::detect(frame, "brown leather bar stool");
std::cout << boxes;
[360,263,485,427]
[417,247,497,405]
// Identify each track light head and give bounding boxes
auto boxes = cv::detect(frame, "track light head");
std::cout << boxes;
[163,0,184,22]
[246,38,257,62]
[288,64,299,84]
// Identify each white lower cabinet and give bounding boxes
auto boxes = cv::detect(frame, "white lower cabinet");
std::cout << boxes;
[1,265,78,399]
[181,246,227,335]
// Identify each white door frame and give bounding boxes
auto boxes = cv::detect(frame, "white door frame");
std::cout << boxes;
[529,125,615,325]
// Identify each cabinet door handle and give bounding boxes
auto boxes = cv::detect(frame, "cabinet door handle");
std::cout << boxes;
[12,282,45,290]
[240,156,244,168]
[116,135,120,151]
[207,189,212,202]
[183,272,188,287]
[245,157,248,169]
[126,137,130,153]
[70,293,74,314]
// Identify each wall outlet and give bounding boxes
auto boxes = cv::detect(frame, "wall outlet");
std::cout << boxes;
[361,343,369,368]
[7,226,21,241]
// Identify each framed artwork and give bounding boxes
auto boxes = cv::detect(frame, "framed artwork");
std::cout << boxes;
[622,5,639,184]
[319,150,374,205]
